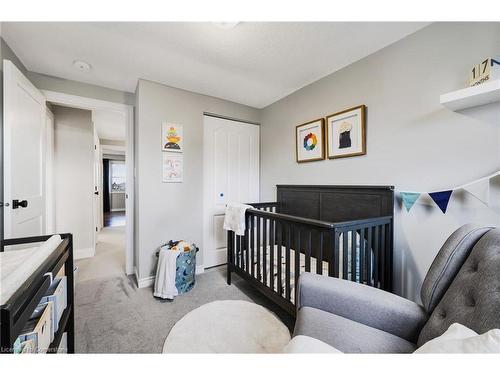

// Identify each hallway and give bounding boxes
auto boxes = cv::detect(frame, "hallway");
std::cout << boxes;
[76,226,126,282]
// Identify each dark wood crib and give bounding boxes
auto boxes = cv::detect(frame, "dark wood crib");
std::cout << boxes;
[226,185,394,316]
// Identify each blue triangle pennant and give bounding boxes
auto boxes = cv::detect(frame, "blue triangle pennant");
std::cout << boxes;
[400,192,421,212]
[428,190,453,213]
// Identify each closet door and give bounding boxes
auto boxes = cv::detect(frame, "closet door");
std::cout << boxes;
[3,60,47,239]
[203,115,260,268]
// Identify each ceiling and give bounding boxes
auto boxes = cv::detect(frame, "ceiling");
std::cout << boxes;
[3,22,429,108]
[92,109,127,141]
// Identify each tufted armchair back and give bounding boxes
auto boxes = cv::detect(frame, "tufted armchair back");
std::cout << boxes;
[417,224,500,346]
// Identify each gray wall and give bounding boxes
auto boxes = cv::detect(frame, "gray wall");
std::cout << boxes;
[28,72,135,106]
[135,79,260,280]
[260,22,500,301]
[53,105,94,254]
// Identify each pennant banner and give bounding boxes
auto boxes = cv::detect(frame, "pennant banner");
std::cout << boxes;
[428,190,453,214]
[400,192,421,212]
[398,170,500,214]
[462,179,490,205]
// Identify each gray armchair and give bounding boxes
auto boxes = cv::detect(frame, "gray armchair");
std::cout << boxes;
[294,224,500,353]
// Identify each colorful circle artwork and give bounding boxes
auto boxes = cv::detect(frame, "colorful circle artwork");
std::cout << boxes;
[303,132,317,151]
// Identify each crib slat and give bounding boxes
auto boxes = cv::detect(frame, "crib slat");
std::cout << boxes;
[250,216,255,277]
[373,225,380,287]
[245,215,250,273]
[316,231,323,275]
[342,231,348,280]
[260,218,265,282]
[380,224,386,289]
[257,216,262,278]
[236,234,241,269]
[269,219,275,291]
[305,230,312,272]
[332,231,339,277]
[277,222,282,296]
[351,230,356,281]
[263,218,268,286]
[359,227,366,284]
[285,224,291,301]
[366,226,372,286]
[295,227,301,301]
[385,223,391,290]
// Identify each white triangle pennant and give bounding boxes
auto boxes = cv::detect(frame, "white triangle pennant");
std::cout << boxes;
[462,179,490,205]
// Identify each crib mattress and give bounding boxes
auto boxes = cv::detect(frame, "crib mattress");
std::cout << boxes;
[0,235,63,305]
[235,238,367,304]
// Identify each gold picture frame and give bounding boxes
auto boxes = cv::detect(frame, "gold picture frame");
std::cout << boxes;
[326,105,366,159]
[295,118,325,163]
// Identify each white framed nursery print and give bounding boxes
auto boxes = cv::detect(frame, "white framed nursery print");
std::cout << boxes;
[326,105,366,159]
[295,118,325,163]
[162,122,183,152]
[162,152,183,183]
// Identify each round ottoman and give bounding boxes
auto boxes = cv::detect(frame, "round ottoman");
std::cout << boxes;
[163,300,291,353]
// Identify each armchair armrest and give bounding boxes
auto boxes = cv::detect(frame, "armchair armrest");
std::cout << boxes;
[297,273,428,343]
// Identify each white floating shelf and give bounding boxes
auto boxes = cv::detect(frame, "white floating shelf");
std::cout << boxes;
[440,79,500,111]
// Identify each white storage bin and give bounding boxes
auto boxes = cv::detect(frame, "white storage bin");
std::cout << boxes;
[40,276,67,333]
[18,302,52,354]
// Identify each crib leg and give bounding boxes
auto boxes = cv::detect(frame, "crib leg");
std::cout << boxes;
[227,264,232,285]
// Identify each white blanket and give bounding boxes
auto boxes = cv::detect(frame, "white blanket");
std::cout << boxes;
[1,235,62,305]
[154,248,182,300]
[223,203,253,236]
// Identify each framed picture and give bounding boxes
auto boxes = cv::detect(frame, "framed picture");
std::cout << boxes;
[295,118,325,163]
[326,105,366,159]
[162,153,183,183]
[162,122,183,152]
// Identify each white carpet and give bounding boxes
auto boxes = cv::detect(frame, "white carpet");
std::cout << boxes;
[162,300,291,353]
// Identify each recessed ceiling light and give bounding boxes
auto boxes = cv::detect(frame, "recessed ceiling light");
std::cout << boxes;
[73,60,92,72]
[212,22,240,30]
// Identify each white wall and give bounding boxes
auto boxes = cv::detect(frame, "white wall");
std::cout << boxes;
[260,22,500,302]
[134,79,260,281]
[53,105,95,257]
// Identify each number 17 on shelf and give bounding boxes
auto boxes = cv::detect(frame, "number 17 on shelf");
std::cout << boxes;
[469,57,500,87]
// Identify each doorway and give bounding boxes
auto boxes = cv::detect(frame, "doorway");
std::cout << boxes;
[42,90,134,276]
[202,114,260,268]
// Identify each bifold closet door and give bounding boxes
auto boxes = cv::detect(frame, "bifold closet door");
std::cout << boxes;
[203,115,260,268]
[3,60,47,239]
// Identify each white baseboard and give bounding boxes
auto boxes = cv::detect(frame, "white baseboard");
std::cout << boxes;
[110,208,125,212]
[74,247,95,260]
[136,265,205,289]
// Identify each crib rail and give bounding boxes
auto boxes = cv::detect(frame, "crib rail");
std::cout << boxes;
[226,203,393,316]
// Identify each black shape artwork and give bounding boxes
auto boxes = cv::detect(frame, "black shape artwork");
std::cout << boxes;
[339,130,351,149]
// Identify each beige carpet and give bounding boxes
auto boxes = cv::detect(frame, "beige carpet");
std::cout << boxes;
[76,226,126,282]
[74,227,294,353]
[163,300,291,353]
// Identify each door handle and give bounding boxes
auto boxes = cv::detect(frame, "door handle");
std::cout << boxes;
[12,199,28,209]
[94,191,99,195]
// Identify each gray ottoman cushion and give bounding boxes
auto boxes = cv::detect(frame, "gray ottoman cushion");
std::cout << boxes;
[294,307,416,353]
[420,224,493,313]
[418,228,500,346]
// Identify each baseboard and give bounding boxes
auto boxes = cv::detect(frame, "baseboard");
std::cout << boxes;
[110,208,125,212]
[136,265,205,289]
[74,247,95,260]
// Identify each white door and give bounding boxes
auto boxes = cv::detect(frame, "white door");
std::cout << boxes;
[203,115,260,268]
[3,60,46,239]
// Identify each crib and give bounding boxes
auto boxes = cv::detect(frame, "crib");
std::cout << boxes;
[226,185,394,316]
